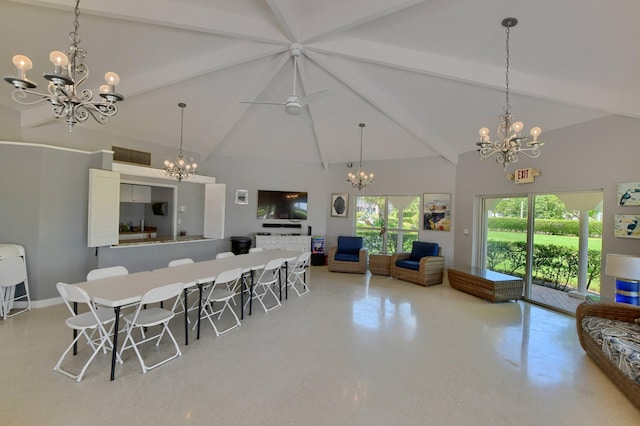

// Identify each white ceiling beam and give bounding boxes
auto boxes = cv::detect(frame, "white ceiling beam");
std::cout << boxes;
[297,56,329,170]
[204,53,292,161]
[305,51,458,165]
[10,0,289,44]
[266,0,298,42]
[308,37,640,119]
[301,0,426,44]
[20,44,289,128]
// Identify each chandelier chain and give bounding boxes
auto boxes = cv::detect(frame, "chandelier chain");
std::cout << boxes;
[70,0,81,46]
[504,24,511,117]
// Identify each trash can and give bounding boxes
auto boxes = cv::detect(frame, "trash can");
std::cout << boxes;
[230,236,251,255]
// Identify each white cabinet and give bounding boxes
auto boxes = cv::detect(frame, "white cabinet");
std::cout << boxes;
[120,184,151,203]
[256,235,310,252]
[88,169,120,247]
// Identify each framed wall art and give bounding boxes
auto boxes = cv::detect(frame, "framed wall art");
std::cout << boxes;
[617,182,640,206]
[235,189,248,205]
[423,193,451,231]
[331,193,349,217]
[614,215,640,239]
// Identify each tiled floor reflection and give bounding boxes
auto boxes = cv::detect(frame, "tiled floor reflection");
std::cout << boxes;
[0,267,638,425]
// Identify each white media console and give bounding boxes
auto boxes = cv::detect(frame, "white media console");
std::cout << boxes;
[255,235,311,252]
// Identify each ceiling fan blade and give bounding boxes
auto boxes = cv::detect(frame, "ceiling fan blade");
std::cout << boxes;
[240,101,287,106]
[300,90,329,104]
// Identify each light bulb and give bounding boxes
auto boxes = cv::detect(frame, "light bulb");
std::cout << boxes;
[99,84,110,93]
[104,72,120,86]
[49,51,69,67]
[530,127,541,141]
[12,55,32,71]
[511,121,524,133]
[192,163,198,169]
[177,158,185,167]
[479,127,490,142]
[164,160,170,167]
[168,162,175,168]
[185,164,191,171]
[370,173,374,179]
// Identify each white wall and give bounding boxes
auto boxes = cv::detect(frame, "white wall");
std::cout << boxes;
[453,115,640,301]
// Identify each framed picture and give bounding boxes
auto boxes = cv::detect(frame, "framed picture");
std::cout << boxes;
[614,215,640,239]
[235,189,248,205]
[617,182,640,206]
[423,193,451,231]
[331,193,349,217]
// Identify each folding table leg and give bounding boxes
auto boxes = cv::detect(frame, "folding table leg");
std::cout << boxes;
[110,306,121,381]
[73,302,78,356]
[197,283,203,340]
[183,288,189,346]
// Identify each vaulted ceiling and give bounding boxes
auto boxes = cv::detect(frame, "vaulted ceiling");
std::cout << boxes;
[1,0,638,169]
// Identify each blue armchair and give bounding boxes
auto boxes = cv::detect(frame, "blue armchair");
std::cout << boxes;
[390,241,444,286]
[327,236,368,274]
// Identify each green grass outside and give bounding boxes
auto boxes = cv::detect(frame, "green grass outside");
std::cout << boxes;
[488,231,602,250]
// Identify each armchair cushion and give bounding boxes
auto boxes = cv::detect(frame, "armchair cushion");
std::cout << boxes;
[395,259,420,271]
[409,241,439,261]
[336,236,363,257]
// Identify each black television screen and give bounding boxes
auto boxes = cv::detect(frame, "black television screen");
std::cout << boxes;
[257,190,308,219]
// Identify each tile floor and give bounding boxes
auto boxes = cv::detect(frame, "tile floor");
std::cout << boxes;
[1,267,638,425]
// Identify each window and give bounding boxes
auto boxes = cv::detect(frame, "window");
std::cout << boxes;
[355,196,420,254]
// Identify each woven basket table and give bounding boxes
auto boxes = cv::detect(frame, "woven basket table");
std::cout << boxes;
[369,254,391,276]
[448,267,523,303]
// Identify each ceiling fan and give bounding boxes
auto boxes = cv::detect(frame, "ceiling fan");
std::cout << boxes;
[241,44,328,115]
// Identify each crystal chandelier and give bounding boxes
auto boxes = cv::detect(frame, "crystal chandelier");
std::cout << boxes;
[476,17,543,171]
[164,103,197,182]
[3,0,123,132]
[347,123,374,191]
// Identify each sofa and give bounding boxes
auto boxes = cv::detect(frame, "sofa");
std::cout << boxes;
[576,301,640,410]
[327,236,368,274]
[390,241,444,286]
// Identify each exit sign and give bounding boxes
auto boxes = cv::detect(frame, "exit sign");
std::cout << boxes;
[514,168,535,184]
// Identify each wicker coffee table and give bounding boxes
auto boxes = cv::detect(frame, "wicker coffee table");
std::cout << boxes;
[369,254,391,276]
[448,267,523,303]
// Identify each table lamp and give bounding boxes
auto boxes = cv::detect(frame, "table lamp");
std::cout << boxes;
[605,254,640,305]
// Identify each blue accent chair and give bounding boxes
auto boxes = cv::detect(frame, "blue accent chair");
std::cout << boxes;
[327,236,368,274]
[390,241,444,286]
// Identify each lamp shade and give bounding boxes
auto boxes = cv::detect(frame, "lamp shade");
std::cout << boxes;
[605,254,640,280]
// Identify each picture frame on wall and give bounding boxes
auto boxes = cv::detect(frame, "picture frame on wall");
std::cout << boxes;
[614,215,640,239]
[617,182,640,206]
[331,193,349,217]
[423,193,451,231]
[235,189,248,205]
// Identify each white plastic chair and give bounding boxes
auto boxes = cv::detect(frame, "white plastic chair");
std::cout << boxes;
[247,258,283,313]
[53,282,120,381]
[248,247,264,253]
[216,251,235,259]
[286,251,311,297]
[195,268,242,336]
[87,266,128,281]
[0,253,31,320]
[118,282,184,374]
[168,258,198,317]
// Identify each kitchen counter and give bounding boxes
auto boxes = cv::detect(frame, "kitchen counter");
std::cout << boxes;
[115,235,213,247]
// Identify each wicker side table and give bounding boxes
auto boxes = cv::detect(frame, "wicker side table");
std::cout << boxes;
[369,254,391,276]
[447,267,523,303]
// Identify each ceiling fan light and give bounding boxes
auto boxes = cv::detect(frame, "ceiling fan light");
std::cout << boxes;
[285,102,303,115]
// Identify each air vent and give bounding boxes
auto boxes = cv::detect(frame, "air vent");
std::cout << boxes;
[112,146,151,166]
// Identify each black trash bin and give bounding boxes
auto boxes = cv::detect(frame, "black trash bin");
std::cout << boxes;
[230,236,251,255]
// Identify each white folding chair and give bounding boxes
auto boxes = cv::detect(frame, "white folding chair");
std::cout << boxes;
[87,266,128,281]
[216,251,235,259]
[247,258,283,313]
[0,254,31,320]
[286,251,311,297]
[195,268,242,336]
[168,258,199,318]
[118,282,184,374]
[53,282,120,381]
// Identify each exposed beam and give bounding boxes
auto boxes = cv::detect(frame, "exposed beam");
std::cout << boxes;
[10,0,289,44]
[20,44,288,128]
[308,37,640,119]
[306,50,458,165]
[266,0,298,42]
[301,0,426,44]
[204,53,292,161]
[297,56,329,170]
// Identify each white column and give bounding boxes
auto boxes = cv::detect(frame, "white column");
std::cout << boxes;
[569,209,590,299]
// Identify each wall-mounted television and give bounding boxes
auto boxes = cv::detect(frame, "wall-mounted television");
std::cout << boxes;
[257,190,308,220]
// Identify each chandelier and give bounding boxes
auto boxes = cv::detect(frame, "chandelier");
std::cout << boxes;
[476,17,543,171]
[347,123,374,191]
[3,0,123,132]
[164,103,197,182]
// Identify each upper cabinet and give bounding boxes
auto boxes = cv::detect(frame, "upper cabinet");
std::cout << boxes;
[120,183,151,203]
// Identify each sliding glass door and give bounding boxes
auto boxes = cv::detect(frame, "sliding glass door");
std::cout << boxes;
[480,192,602,313]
